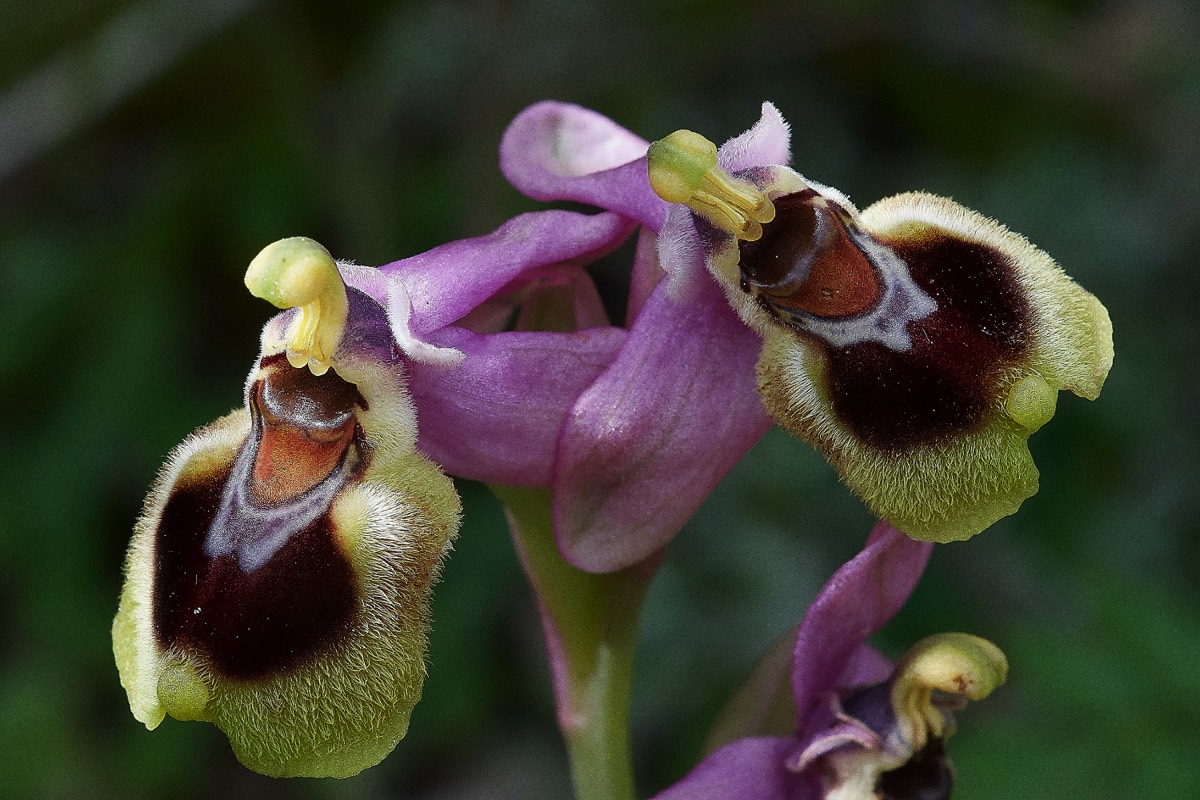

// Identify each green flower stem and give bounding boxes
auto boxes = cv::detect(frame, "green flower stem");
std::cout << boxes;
[491,486,654,800]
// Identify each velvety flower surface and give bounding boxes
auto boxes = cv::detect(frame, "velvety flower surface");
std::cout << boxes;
[647,105,1114,542]
[654,523,1007,800]
[342,100,773,573]
[114,240,461,777]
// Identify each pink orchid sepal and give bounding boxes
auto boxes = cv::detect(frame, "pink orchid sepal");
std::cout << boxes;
[494,100,782,572]
[316,104,778,573]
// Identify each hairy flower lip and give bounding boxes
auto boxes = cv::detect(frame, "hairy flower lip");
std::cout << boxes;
[203,396,360,575]
[647,106,1113,544]
[114,271,461,778]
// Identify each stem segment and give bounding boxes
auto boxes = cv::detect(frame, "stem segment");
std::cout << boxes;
[491,486,654,800]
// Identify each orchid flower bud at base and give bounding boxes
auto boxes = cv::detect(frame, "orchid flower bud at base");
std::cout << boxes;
[114,242,461,777]
[806,633,1012,800]
[795,632,1008,800]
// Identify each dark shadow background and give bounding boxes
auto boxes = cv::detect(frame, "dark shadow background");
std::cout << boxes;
[1,1,1197,798]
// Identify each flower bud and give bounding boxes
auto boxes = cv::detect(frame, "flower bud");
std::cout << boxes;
[794,632,1008,800]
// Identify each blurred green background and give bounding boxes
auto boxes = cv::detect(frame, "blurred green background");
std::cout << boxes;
[1,0,1197,798]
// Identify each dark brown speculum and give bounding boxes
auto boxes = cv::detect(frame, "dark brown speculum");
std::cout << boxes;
[152,358,367,680]
[741,191,1031,453]
[823,235,1030,452]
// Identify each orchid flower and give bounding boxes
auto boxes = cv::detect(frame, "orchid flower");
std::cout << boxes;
[489,101,777,573]
[113,105,773,779]
[112,100,1040,795]
[113,239,461,777]
[251,101,769,576]
[646,105,1113,542]
[381,102,776,795]
[654,523,1007,800]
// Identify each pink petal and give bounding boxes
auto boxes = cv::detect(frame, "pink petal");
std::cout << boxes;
[500,101,668,230]
[789,716,881,774]
[552,278,772,573]
[384,278,466,366]
[627,227,665,325]
[409,325,626,486]
[375,210,636,335]
[659,204,707,301]
[837,644,893,690]
[791,523,932,731]
[652,737,813,800]
[716,101,791,172]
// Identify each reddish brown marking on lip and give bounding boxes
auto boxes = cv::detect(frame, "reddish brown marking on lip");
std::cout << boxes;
[739,192,883,319]
[251,365,361,505]
[149,364,372,679]
[251,401,356,504]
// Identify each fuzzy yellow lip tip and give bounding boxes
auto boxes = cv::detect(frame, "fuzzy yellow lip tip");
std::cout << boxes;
[647,129,775,241]
[244,237,349,376]
[1005,373,1058,432]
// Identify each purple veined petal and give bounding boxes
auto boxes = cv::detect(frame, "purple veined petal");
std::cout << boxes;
[791,523,932,734]
[788,715,881,775]
[837,644,893,690]
[512,265,610,333]
[652,736,813,800]
[408,325,626,486]
[386,279,466,367]
[374,210,636,335]
[552,278,772,573]
[627,227,665,325]
[659,204,707,301]
[340,265,466,366]
[716,101,791,173]
[500,100,669,230]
